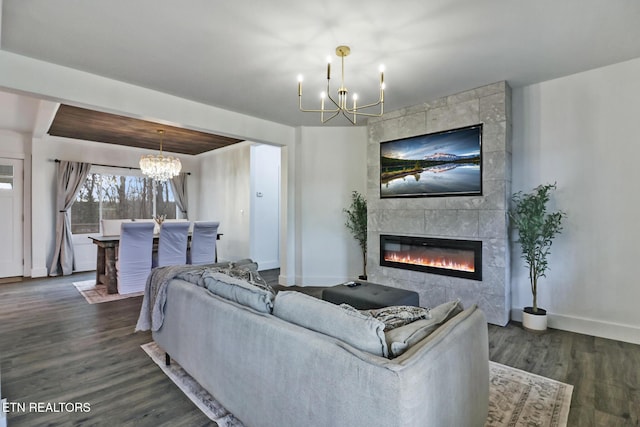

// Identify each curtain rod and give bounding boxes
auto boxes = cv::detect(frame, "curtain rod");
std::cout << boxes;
[53,159,190,175]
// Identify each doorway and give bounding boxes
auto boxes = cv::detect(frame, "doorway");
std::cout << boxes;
[0,158,24,277]
[250,144,281,270]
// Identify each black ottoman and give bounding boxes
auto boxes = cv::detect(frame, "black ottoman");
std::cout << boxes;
[321,281,419,309]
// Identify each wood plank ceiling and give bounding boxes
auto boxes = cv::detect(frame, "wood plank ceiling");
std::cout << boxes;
[48,105,244,155]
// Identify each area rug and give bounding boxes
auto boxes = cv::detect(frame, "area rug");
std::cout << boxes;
[142,341,573,427]
[141,342,242,427]
[73,280,144,304]
[486,362,573,426]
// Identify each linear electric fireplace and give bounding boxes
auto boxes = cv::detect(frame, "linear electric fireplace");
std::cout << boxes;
[380,235,482,281]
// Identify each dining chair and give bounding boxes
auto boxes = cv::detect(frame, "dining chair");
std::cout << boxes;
[188,221,220,265]
[116,222,155,295]
[154,221,190,267]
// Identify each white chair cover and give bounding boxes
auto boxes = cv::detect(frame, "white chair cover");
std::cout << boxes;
[189,221,220,265]
[131,218,158,234]
[116,222,154,294]
[155,222,190,267]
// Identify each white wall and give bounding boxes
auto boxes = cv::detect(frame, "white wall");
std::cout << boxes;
[30,135,199,276]
[0,130,29,277]
[295,126,368,285]
[0,129,27,158]
[196,142,252,262]
[0,50,297,277]
[250,144,281,270]
[0,50,368,286]
[193,127,368,285]
[512,56,640,344]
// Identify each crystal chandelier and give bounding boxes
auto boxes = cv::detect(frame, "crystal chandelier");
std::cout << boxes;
[297,45,385,124]
[139,129,182,181]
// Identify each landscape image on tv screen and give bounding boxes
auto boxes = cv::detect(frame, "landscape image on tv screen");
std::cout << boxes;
[380,124,482,198]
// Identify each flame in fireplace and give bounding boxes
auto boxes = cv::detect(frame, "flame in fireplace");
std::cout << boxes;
[384,252,475,272]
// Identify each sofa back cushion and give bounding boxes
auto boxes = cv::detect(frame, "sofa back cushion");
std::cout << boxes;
[203,271,275,314]
[385,299,464,357]
[343,304,431,330]
[273,291,388,357]
[229,258,259,272]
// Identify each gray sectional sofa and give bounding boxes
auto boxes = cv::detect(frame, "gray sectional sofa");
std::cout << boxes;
[145,267,490,427]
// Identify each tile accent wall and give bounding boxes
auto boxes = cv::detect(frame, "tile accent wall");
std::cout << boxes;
[366,82,512,325]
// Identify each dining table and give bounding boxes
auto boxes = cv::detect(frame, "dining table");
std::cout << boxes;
[89,233,221,294]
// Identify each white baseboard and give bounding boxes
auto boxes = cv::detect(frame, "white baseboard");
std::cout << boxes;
[31,267,48,278]
[293,276,346,287]
[277,274,346,287]
[256,260,279,270]
[277,274,296,286]
[511,308,640,345]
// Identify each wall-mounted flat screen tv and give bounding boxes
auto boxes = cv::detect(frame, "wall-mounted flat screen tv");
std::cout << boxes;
[380,124,482,198]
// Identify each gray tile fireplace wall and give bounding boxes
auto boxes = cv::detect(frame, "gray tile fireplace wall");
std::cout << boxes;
[367,81,511,325]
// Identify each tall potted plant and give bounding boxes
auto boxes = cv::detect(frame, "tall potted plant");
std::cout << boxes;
[509,183,566,331]
[344,190,368,280]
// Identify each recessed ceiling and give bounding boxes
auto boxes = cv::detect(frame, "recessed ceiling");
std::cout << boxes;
[48,105,244,155]
[3,1,640,127]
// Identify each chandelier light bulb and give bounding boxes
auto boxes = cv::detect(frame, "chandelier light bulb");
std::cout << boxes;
[297,74,304,82]
[298,45,385,124]
[139,130,182,182]
[379,64,385,73]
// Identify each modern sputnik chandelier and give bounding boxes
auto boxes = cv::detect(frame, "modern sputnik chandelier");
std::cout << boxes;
[298,45,385,124]
[139,129,182,181]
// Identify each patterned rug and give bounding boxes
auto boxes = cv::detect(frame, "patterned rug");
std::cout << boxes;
[73,280,144,304]
[487,361,573,426]
[141,342,242,427]
[142,342,573,427]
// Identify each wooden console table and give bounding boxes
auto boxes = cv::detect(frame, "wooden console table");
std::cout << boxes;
[90,235,119,294]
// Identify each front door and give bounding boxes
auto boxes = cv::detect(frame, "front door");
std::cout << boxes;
[0,158,23,277]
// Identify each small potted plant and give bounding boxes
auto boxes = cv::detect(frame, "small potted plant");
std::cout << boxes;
[509,183,566,331]
[344,190,368,280]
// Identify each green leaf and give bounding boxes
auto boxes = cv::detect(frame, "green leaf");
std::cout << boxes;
[509,183,566,307]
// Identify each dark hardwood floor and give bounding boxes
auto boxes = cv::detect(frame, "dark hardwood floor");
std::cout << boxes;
[488,321,640,426]
[0,272,212,426]
[1,271,638,426]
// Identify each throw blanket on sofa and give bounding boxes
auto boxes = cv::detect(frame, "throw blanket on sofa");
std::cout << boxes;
[135,261,271,332]
[135,264,213,332]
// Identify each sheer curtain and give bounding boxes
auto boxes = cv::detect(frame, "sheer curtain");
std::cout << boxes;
[170,172,188,219]
[49,161,91,276]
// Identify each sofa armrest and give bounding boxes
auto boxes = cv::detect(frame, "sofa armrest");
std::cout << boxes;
[393,306,489,427]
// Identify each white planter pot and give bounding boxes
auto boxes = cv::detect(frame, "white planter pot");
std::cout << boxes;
[522,307,547,331]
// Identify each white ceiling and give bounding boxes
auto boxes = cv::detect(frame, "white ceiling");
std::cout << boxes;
[1,0,640,129]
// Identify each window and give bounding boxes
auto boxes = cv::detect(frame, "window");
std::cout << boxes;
[0,165,13,190]
[71,167,176,234]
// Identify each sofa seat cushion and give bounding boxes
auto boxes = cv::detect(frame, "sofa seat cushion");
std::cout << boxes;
[273,291,388,357]
[385,300,464,357]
